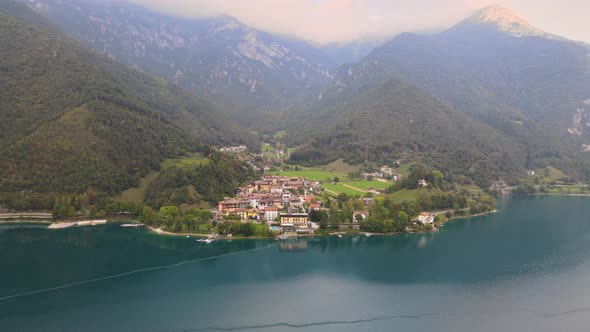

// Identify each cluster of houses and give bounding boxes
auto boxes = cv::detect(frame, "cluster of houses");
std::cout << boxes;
[361,165,403,181]
[216,174,438,234]
[219,145,247,152]
[217,176,324,233]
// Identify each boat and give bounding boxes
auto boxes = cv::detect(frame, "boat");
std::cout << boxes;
[203,238,214,244]
[337,235,343,238]
[186,235,190,238]
[365,233,372,237]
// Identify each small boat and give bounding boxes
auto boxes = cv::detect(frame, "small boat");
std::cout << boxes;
[365,233,372,237]
[337,235,343,238]
[186,235,190,238]
[203,238,214,244]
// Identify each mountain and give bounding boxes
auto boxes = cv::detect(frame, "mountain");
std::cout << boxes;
[286,74,526,185]
[0,1,251,199]
[21,0,363,123]
[315,6,590,179]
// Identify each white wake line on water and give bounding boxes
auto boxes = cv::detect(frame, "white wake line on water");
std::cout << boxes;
[0,244,274,302]
[176,307,590,331]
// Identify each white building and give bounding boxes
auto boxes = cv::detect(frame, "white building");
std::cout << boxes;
[264,207,279,221]
[417,212,434,225]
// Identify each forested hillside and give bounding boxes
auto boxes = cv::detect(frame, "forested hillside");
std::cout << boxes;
[319,6,590,181]
[286,77,526,186]
[0,2,253,209]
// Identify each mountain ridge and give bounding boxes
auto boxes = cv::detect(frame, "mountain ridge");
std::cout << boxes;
[288,5,590,182]
[0,1,252,200]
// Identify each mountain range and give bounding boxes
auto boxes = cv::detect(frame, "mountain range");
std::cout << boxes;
[22,0,378,123]
[286,6,590,184]
[2,0,590,206]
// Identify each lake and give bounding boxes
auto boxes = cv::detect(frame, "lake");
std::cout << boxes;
[2,196,590,331]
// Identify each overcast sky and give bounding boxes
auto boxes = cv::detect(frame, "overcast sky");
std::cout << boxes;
[125,0,590,45]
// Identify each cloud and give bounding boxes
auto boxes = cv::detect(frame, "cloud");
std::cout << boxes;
[124,0,590,44]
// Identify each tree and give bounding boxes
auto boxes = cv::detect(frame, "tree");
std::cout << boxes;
[242,222,255,237]
[52,198,61,219]
[159,206,180,222]
[67,206,77,218]
[395,211,410,232]
[89,206,98,218]
[333,176,340,183]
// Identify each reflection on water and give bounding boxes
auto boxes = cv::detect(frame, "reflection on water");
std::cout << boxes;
[2,196,590,331]
[279,240,308,251]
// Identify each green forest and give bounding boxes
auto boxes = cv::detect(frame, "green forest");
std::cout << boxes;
[0,3,254,210]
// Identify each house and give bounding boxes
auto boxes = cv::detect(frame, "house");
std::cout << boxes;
[353,211,369,223]
[260,183,271,192]
[361,172,383,179]
[417,212,434,225]
[380,166,395,177]
[230,208,259,221]
[263,207,279,222]
[220,145,247,152]
[280,213,309,231]
[270,186,282,194]
[418,179,429,187]
[309,203,321,210]
[392,174,402,181]
[362,197,375,206]
[218,199,251,212]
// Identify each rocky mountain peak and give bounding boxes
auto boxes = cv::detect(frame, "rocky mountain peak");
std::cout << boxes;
[467,6,547,37]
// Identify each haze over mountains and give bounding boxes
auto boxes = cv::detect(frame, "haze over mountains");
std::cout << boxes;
[288,6,590,182]
[2,0,590,205]
[24,0,379,123]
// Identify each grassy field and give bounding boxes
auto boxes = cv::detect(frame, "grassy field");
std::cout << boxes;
[545,185,588,194]
[396,164,412,177]
[343,181,391,191]
[455,183,483,193]
[273,131,288,139]
[272,159,358,179]
[321,159,359,176]
[119,154,208,203]
[535,166,567,183]
[271,169,339,182]
[322,183,366,196]
[271,160,395,196]
[162,154,208,169]
[118,170,159,202]
[389,189,420,204]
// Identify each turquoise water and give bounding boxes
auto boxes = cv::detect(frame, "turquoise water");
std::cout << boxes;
[2,196,590,331]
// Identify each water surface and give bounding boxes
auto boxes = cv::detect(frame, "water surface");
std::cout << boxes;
[2,196,590,331]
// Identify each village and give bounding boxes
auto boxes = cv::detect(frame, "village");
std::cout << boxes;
[216,174,437,235]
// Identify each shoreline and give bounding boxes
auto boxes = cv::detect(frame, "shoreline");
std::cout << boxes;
[447,209,497,221]
[146,209,499,240]
[0,219,51,224]
[1,209,498,238]
[533,193,590,197]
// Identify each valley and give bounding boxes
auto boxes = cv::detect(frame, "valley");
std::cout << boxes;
[1,1,590,236]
